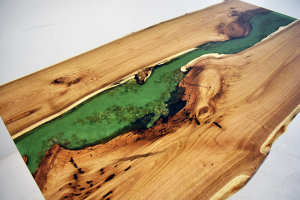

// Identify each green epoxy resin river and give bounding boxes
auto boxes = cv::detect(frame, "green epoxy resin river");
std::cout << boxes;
[14,12,295,174]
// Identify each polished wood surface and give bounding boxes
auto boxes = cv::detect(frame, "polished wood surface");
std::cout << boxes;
[0,0,264,139]
[1,0,300,199]
[34,20,300,200]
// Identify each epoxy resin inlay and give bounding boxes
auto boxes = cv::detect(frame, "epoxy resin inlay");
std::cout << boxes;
[14,12,295,173]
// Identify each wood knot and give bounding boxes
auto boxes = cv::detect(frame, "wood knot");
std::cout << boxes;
[216,8,269,39]
[51,77,82,86]
[52,77,66,84]
[181,65,224,123]
[224,21,246,38]
[135,68,153,84]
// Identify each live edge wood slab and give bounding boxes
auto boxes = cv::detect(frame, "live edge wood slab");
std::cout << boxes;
[0,0,266,139]
[1,0,300,200]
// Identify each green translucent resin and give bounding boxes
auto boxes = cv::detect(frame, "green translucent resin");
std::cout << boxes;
[14,12,295,174]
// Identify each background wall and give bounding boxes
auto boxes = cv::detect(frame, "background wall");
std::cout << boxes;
[0,0,299,199]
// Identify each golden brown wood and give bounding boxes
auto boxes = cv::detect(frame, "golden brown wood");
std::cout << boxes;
[0,0,266,139]
[33,20,300,200]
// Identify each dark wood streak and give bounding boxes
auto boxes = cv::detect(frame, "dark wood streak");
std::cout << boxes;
[4,107,41,125]
[124,166,131,171]
[213,122,222,129]
[103,191,113,199]
[104,174,115,182]
[78,168,85,174]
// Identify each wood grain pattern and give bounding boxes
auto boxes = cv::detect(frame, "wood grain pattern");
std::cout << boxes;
[33,20,300,200]
[0,0,266,139]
